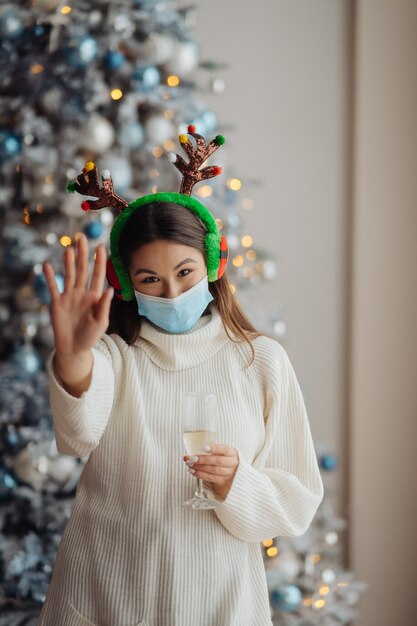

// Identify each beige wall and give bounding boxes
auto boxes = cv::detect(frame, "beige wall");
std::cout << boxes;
[350,1,417,624]
[194,0,352,517]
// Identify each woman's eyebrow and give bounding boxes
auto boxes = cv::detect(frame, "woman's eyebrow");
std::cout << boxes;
[134,258,197,276]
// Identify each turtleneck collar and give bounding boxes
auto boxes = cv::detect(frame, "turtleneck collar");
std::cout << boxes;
[136,305,230,371]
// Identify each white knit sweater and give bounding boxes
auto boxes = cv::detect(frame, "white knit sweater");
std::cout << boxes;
[38,305,324,626]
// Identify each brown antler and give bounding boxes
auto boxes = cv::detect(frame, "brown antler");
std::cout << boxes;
[170,125,225,196]
[66,161,128,212]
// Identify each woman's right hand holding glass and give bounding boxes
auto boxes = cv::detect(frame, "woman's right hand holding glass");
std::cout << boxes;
[42,233,113,396]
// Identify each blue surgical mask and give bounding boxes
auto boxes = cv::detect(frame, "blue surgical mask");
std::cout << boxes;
[134,275,214,334]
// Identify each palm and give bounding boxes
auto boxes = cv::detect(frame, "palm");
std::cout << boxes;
[43,234,113,356]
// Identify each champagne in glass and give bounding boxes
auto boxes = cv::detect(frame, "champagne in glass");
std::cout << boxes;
[181,392,219,510]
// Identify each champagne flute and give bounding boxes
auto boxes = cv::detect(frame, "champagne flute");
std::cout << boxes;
[181,392,219,510]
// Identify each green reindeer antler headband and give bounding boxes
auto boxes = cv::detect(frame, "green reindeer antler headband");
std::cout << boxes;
[67,125,229,301]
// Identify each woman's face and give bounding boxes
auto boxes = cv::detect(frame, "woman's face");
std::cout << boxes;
[129,240,207,298]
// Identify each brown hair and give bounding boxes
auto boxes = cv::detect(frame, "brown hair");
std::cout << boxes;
[107,202,262,363]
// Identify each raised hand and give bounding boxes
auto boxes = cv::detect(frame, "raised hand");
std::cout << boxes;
[42,233,113,395]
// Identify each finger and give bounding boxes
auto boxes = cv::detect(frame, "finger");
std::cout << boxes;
[191,455,236,467]
[63,246,76,293]
[74,233,89,289]
[43,262,61,302]
[94,287,114,326]
[192,471,226,484]
[206,444,237,457]
[193,465,231,476]
[89,244,107,293]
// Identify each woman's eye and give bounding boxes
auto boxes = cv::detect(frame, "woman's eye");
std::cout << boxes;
[142,276,159,283]
[178,268,192,277]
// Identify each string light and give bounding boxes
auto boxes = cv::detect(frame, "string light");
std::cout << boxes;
[266,547,278,557]
[60,5,72,14]
[246,250,257,261]
[215,218,224,230]
[74,232,83,241]
[319,585,330,595]
[30,64,44,74]
[229,283,237,294]
[164,109,175,119]
[241,235,253,248]
[60,235,72,247]
[167,75,180,87]
[232,255,244,267]
[148,169,159,179]
[152,146,163,158]
[303,598,314,607]
[227,178,242,191]
[242,267,254,278]
[163,139,175,151]
[314,598,326,609]
[110,88,123,100]
[262,539,273,547]
[197,185,213,198]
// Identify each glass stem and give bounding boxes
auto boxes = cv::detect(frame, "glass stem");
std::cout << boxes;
[195,478,205,498]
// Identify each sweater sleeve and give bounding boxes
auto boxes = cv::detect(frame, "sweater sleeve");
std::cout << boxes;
[214,341,324,543]
[46,338,116,458]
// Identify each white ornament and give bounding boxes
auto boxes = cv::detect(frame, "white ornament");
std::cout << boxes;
[166,41,199,77]
[145,116,174,144]
[118,121,145,150]
[143,33,175,64]
[47,455,78,484]
[79,114,115,152]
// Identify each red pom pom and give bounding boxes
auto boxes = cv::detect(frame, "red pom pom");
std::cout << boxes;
[212,166,222,176]
[81,201,91,212]
[188,124,196,134]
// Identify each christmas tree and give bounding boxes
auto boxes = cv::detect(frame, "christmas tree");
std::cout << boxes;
[0,1,365,623]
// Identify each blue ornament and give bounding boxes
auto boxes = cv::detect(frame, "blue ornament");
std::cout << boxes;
[84,221,104,240]
[104,50,125,70]
[319,453,338,472]
[67,35,99,68]
[6,427,21,449]
[132,66,160,91]
[11,345,42,378]
[0,6,23,40]
[0,467,17,501]
[34,272,64,305]
[201,110,218,132]
[270,584,302,611]
[0,130,22,162]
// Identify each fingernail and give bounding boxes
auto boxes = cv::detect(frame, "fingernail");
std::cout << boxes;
[202,445,211,452]
[190,455,198,462]
[188,468,196,474]
[186,461,194,467]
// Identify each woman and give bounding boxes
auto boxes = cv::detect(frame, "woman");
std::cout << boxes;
[39,144,323,626]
